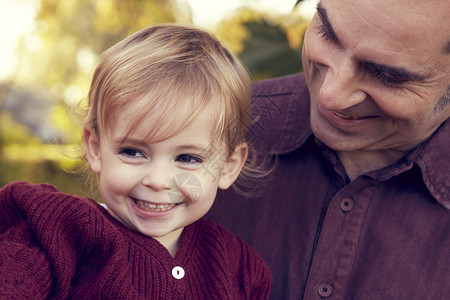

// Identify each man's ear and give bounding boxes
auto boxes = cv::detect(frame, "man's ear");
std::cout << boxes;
[83,127,102,173]
[218,143,248,190]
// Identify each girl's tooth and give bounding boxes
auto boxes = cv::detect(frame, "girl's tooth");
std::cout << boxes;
[136,199,176,211]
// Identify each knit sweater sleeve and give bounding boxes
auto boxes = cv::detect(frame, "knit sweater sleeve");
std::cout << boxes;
[0,182,57,298]
[0,223,53,299]
[0,181,100,299]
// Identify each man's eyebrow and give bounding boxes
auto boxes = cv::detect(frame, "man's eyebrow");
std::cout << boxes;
[365,62,429,81]
[445,39,450,54]
[316,3,340,44]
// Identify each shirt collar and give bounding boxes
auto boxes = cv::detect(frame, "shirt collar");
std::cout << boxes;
[373,122,450,209]
[414,120,450,209]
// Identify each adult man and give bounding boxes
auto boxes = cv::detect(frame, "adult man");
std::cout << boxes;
[206,0,449,299]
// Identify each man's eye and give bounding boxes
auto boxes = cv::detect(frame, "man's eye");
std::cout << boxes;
[364,63,410,89]
[176,154,203,164]
[374,70,408,88]
[119,148,145,158]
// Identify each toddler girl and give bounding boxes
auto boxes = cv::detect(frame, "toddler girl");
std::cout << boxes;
[0,24,271,299]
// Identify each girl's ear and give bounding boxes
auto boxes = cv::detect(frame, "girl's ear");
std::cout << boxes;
[218,143,248,190]
[83,127,102,173]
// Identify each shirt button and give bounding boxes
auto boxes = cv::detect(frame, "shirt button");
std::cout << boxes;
[340,197,354,212]
[171,266,185,279]
[317,282,333,297]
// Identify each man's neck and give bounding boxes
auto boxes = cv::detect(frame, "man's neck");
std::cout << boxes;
[337,150,407,181]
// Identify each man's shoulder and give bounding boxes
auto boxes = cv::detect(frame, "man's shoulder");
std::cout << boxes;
[252,73,308,97]
[248,73,312,154]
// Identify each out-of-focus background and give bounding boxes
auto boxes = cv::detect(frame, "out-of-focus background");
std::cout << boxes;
[0,0,315,198]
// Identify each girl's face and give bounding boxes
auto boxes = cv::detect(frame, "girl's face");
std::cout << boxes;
[84,105,246,251]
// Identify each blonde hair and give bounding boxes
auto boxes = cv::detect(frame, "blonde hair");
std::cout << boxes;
[83,23,270,195]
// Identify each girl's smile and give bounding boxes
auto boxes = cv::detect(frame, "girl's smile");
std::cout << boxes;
[133,198,180,212]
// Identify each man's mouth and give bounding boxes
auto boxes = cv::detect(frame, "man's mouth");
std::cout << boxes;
[333,111,372,120]
[133,198,180,212]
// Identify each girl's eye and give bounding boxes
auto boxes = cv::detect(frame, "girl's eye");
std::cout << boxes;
[176,154,203,165]
[119,148,145,158]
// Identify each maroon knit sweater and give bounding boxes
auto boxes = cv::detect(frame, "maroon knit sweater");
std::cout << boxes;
[0,182,271,299]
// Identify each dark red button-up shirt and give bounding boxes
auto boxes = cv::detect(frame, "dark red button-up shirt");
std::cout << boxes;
[206,73,450,299]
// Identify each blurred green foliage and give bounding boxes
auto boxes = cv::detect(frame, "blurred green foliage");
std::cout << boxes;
[0,0,309,200]
[0,109,93,196]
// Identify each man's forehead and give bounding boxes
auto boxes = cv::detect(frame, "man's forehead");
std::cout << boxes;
[320,0,449,58]
[320,0,447,33]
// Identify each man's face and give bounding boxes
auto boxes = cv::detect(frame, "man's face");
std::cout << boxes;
[302,0,450,155]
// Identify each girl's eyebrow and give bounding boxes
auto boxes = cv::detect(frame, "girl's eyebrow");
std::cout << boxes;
[176,144,209,153]
[112,137,146,147]
[113,137,212,154]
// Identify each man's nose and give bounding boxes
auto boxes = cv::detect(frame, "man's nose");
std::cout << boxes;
[319,56,367,110]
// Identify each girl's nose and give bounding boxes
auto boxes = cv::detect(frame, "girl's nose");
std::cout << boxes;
[141,162,171,191]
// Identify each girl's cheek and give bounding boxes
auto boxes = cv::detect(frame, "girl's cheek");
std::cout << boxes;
[166,171,205,203]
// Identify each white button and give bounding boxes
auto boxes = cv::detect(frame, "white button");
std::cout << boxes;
[172,266,185,279]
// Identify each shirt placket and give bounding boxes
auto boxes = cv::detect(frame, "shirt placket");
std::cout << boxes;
[303,177,378,299]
